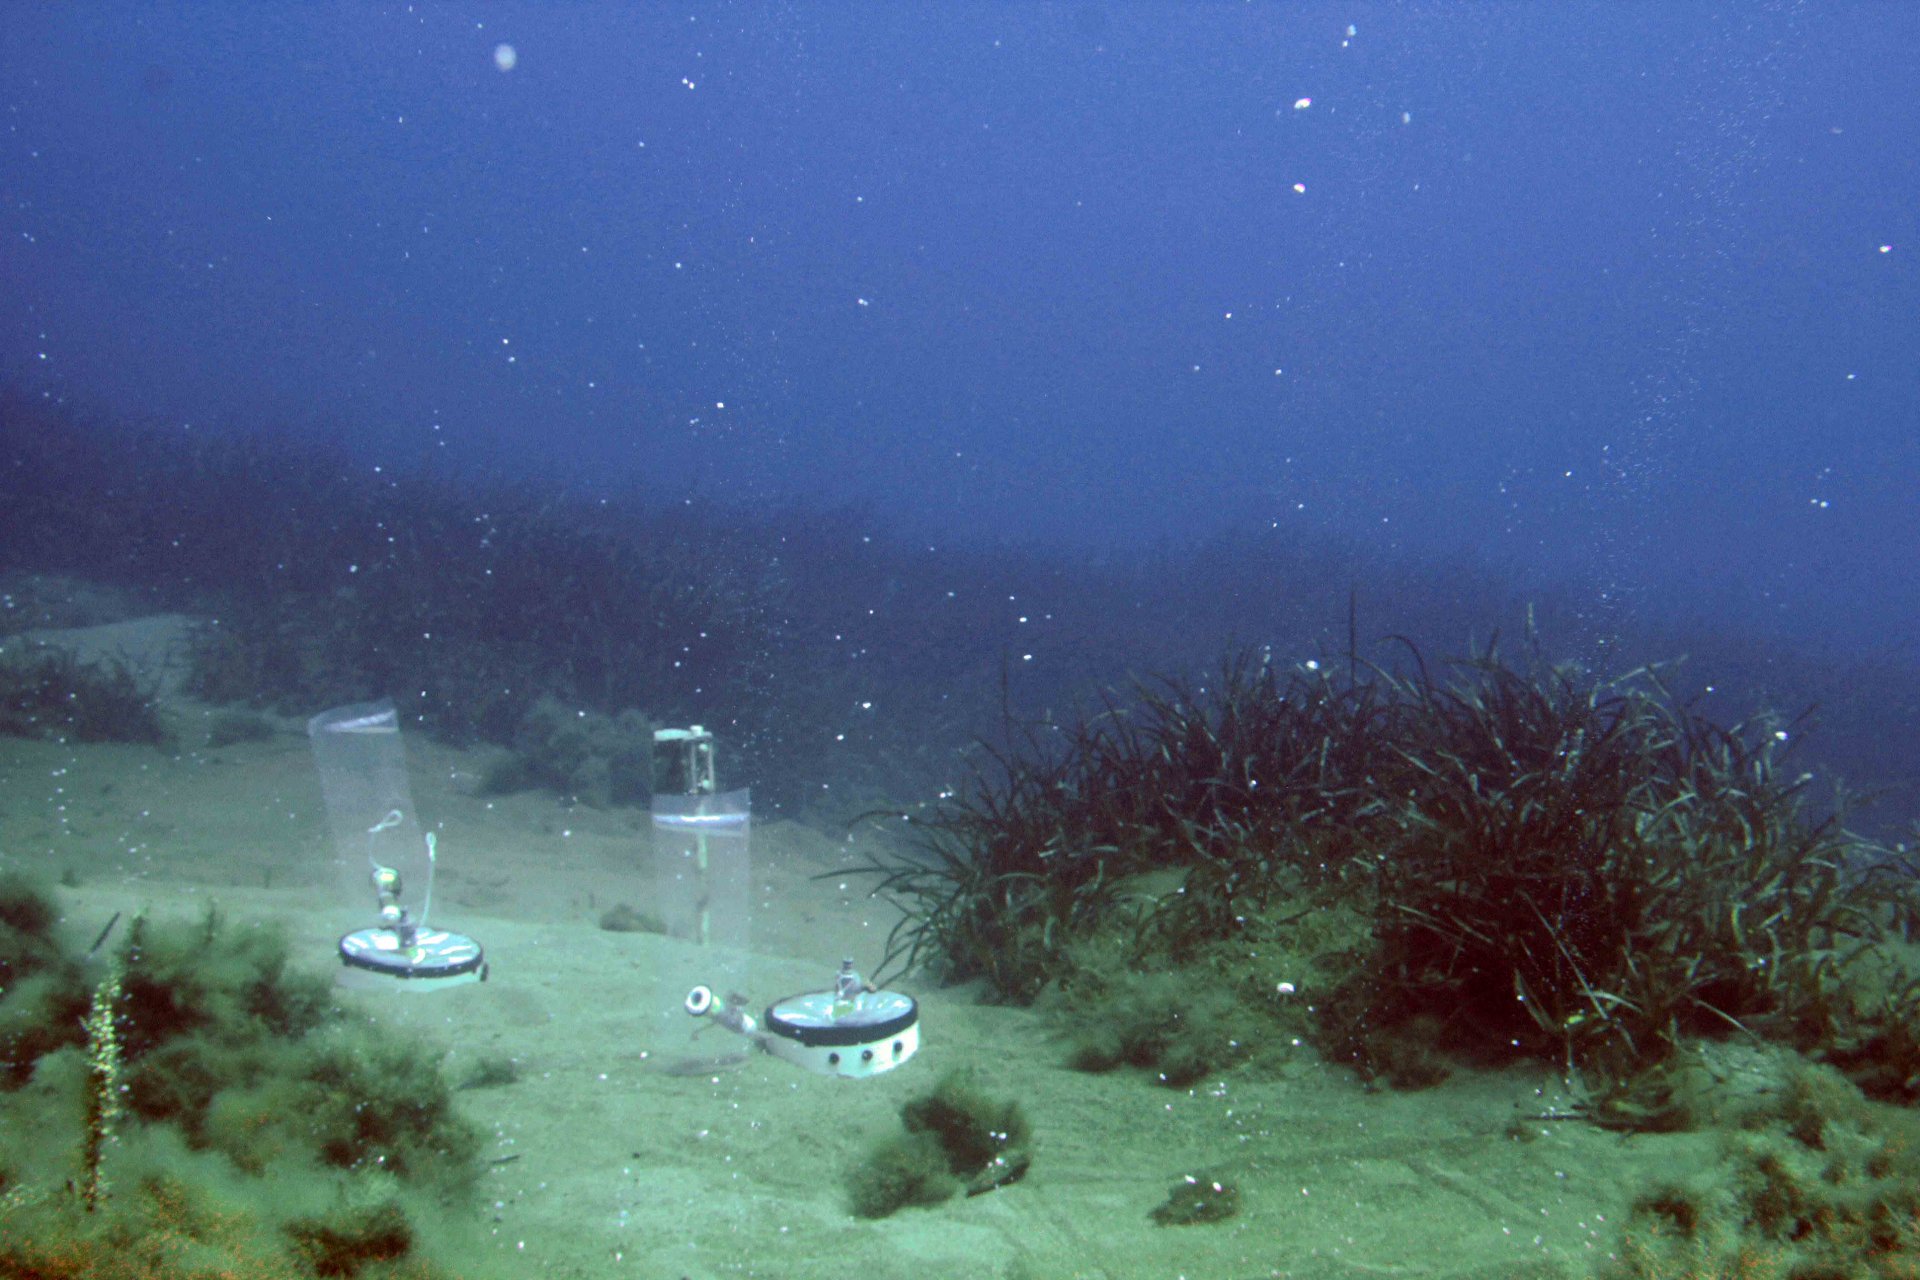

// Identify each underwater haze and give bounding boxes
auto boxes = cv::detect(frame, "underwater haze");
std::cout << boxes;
[13,9,1920,1280]
[2,2,1915,656]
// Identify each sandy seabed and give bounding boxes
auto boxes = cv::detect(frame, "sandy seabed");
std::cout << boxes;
[0,622,1706,1280]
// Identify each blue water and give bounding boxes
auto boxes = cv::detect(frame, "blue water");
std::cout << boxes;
[1,3,1914,654]
[4,15,1920,1274]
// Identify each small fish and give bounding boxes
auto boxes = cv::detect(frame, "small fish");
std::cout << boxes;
[1151,1174,1240,1226]
[965,1149,1032,1196]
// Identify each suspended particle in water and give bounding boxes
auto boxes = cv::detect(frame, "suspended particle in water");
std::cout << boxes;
[494,44,517,72]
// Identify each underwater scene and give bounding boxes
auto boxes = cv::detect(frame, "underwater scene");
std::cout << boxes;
[2,5,1918,1279]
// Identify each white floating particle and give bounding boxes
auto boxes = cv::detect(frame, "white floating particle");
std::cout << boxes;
[1292,182,1306,194]
[1293,97,1312,110]
[493,44,517,72]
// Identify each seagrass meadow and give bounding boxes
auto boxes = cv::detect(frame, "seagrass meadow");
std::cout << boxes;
[847,643,1920,1274]
[6,3,1920,1273]
[4,395,1920,1275]
[855,642,1920,1087]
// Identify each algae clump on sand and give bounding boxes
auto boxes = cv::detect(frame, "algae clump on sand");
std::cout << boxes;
[0,883,498,1279]
[845,1069,1033,1218]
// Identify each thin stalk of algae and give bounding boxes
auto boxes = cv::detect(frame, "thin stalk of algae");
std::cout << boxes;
[79,958,123,1212]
